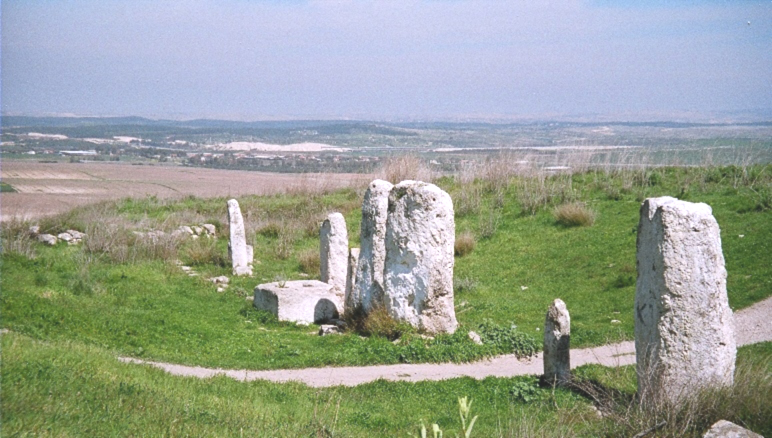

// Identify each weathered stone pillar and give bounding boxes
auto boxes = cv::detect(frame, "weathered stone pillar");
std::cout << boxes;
[320,212,348,298]
[543,298,571,386]
[352,179,393,313]
[635,197,735,405]
[383,180,457,334]
[227,199,252,276]
[344,248,360,312]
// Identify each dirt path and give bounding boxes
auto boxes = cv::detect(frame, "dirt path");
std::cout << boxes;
[119,297,772,388]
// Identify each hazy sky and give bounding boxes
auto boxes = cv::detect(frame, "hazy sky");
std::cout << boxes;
[2,1,771,121]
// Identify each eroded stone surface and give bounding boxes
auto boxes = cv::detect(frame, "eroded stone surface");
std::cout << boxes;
[254,280,342,325]
[383,180,457,334]
[344,248,360,312]
[635,197,735,404]
[227,199,253,276]
[352,179,393,313]
[320,212,348,298]
[703,420,762,438]
[37,234,57,246]
[543,298,571,386]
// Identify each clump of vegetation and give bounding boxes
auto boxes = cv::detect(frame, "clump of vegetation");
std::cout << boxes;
[477,319,539,358]
[553,202,596,227]
[344,305,411,341]
[381,154,435,184]
[453,276,479,294]
[298,248,320,277]
[1,181,17,193]
[182,237,226,267]
[454,231,476,256]
[0,219,36,259]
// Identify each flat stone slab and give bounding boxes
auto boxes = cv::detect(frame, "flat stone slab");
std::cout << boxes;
[254,280,343,325]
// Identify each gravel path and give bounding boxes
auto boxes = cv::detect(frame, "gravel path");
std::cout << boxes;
[119,296,772,388]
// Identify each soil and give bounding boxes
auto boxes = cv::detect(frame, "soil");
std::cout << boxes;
[119,296,772,388]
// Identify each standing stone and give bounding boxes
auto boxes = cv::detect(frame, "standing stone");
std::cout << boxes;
[542,299,571,386]
[352,179,394,313]
[227,199,252,276]
[635,197,735,405]
[344,248,360,311]
[320,212,348,298]
[383,180,457,334]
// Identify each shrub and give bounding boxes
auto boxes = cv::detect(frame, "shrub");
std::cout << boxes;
[553,202,596,227]
[477,319,538,358]
[344,305,411,341]
[298,249,320,277]
[454,231,476,256]
[380,154,434,184]
[0,219,36,259]
[182,237,227,267]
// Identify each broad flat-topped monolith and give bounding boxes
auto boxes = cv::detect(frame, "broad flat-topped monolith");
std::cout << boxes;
[543,298,571,386]
[351,179,393,313]
[254,280,342,325]
[320,212,348,298]
[227,199,253,276]
[383,180,457,334]
[635,196,735,404]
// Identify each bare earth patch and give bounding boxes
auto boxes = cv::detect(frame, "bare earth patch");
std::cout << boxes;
[0,161,371,221]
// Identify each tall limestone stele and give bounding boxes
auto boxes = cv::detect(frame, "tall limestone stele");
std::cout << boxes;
[320,212,349,300]
[227,199,253,276]
[634,196,735,405]
[351,179,393,313]
[383,180,457,334]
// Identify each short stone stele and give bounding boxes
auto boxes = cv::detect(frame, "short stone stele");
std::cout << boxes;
[320,212,348,298]
[254,280,343,325]
[635,197,735,404]
[344,248,360,311]
[543,298,571,386]
[352,179,393,314]
[227,199,253,276]
[383,180,457,334]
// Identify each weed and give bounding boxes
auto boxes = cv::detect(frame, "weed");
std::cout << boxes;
[381,154,435,184]
[477,319,539,358]
[509,379,542,403]
[453,277,479,295]
[553,202,596,227]
[182,237,227,267]
[454,231,476,256]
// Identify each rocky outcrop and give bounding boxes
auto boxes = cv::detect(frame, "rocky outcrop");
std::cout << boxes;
[227,199,253,276]
[635,197,735,405]
[351,179,393,313]
[543,299,571,386]
[320,212,348,298]
[383,181,457,334]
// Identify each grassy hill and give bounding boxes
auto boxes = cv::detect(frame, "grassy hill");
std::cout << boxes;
[2,162,771,436]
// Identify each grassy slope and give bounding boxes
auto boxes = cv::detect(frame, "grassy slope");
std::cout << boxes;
[1,167,770,370]
[3,333,769,437]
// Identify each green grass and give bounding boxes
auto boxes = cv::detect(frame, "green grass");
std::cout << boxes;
[3,332,768,437]
[1,165,771,370]
[1,181,17,192]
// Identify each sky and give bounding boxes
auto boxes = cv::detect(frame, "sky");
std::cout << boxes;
[2,1,771,121]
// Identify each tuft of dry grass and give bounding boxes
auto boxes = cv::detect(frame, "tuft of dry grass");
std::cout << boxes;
[380,154,435,184]
[298,248,321,277]
[343,305,409,341]
[182,237,227,267]
[0,218,37,259]
[454,231,476,256]
[553,202,596,227]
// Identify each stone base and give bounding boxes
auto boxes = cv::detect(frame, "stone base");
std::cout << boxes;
[254,280,343,325]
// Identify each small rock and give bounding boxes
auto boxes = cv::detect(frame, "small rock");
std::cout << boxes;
[180,226,194,235]
[298,273,309,278]
[536,327,541,331]
[37,234,58,246]
[67,230,86,240]
[57,232,73,242]
[216,287,225,293]
[703,420,762,438]
[318,325,343,336]
[521,286,528,291]
[28,225,40,236]
[468,330,483,345]
[192,226,203,235]
[180,266,192,272]
[611,320,621,324]
[738,235,745,238]
[209,276,230,285]
[191,235,199,240]
[202,224,216,235]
